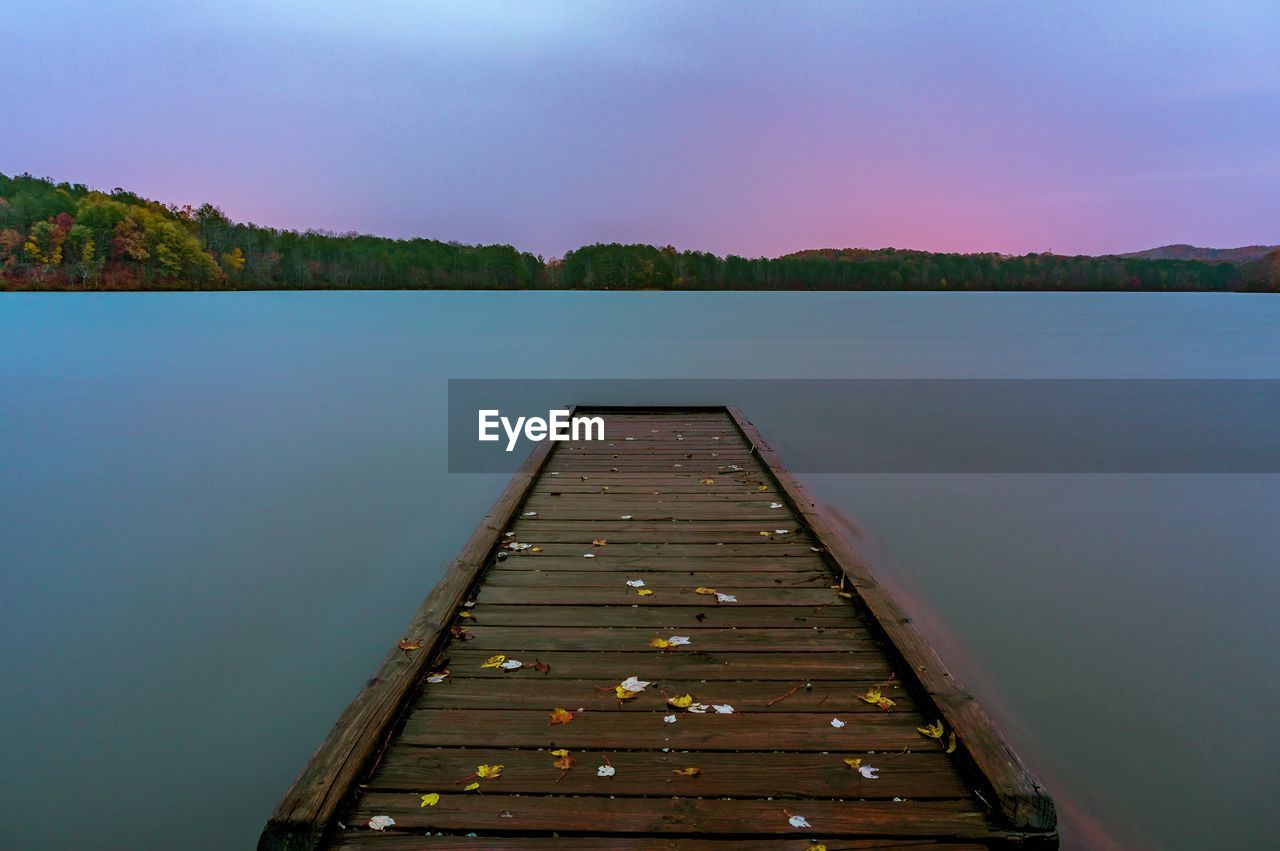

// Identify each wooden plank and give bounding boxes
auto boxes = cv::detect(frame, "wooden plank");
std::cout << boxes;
[436,650,892,680]
[258,420,565,851]
[414,678,917,713]
[475,586,841,606]
[490,556,827,572]
[344,795,1004,838]
[726,406,1056,832]
[465,604,860,628]
[454,626,878,651]
[482,570,830,587]
[367,748,967,798]
[332,837,988,850]
[398,710,933,751]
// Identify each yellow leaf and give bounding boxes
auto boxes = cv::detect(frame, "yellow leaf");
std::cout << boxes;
[481,654,506,668]
[550,748,569,757]
[917,720,944,739]
[636,588,654,596]
[672,767,701,776]
[615,686,641,700]
[458,611,473,619]
[419,792,439,807]
[859,686,882,704]
[591,539,608,547]
[876,696,896,710]
[758,484,769,491]
[842,757,862,769]
[668,694,694,708]
[813,846,827,851]
[464,782,480,791]
[548,707,575,725]
[530,546,543,552]
[946,732,957,753]
[649,638,671,649]
[553,755,577,771]
[476,764,503,779]
[758,530,772,537]
[700,478,715,484]
[693,587,718,595]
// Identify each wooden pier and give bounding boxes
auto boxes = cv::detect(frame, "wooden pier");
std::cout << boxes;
[261,407,1057,849]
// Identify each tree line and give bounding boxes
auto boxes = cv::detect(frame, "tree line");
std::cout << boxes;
[2,173,1275,292]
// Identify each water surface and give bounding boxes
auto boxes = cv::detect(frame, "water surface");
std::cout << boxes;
[2,292,1277,849]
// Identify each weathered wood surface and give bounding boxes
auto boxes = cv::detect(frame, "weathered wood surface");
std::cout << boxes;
[262,407,1056,849]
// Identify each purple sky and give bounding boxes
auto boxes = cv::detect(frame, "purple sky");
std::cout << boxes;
[3,1,1277,258]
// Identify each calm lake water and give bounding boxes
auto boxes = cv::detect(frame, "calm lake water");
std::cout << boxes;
[2,292,1278,849]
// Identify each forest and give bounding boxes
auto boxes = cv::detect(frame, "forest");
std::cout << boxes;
[3,173,1276,292]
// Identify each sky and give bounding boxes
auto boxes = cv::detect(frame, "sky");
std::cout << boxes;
[2,0,1277,258]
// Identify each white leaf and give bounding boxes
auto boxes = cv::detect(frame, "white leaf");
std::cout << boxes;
[426,674,447,684]
[663,714,678,724]
[830,717,846,728]
[597,764,616,777]
[667,635,691,645]
[712,704,734,714]
[858,764,879,779]
[368,816,396,831]
[715,592,737,603]
[499,659,523,670]
[620,676,651,691]
[620,515,632,520]
[583,553,595,558]
[775,529,790,535]
[625,579,646,588]
[523,511,537,517]
[625,436,636,440]
[687,702,710,713]
[770,502,783,509]
[788,815,811,828]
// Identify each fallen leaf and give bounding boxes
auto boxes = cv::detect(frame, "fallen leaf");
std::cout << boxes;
[426,670,450,684]
[553,755,577,771]
[533,660,551,674]
[859,686,896,710]
[591,539,608,547]
[597,764,616,777]
[668,694,694,708]
[625,579,646,588]
[476,764,503,779]
[398,639,423,654]
[770,502,783,509]
[523,511,537,517]
[694,587,718,595]
[917,720,945,739]
[759,530,773,537]
[859,764,880,779]
[548,707,575,725]
[715,592,738,603]
[843,757,862,769]
[620,676,651,691]
[788,814,811,828]
[530,546,543,553]
[458,611,473,619]
[635,588,654,596]
[672,767,701,777]
[583,553,595,558]
[663,714,678,723]
[946,732,957,753]
[481,654,506,669]
[498,659,523,670]
[615,686,641,700]
[712,704,734,714]
[419,792,439,808]
[368,815,396,831]
[774,529,790,535]
[550,748,570,757]
[620,515,632,520]
[700,478,715,485]
[758,484,769,491]
[464,782,480,791]
[830,717,846,728]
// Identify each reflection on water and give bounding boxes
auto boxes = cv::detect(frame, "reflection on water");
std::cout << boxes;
[1,292,1278,849]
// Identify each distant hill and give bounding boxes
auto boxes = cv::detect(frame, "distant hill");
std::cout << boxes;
[1118,244,1278,264]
